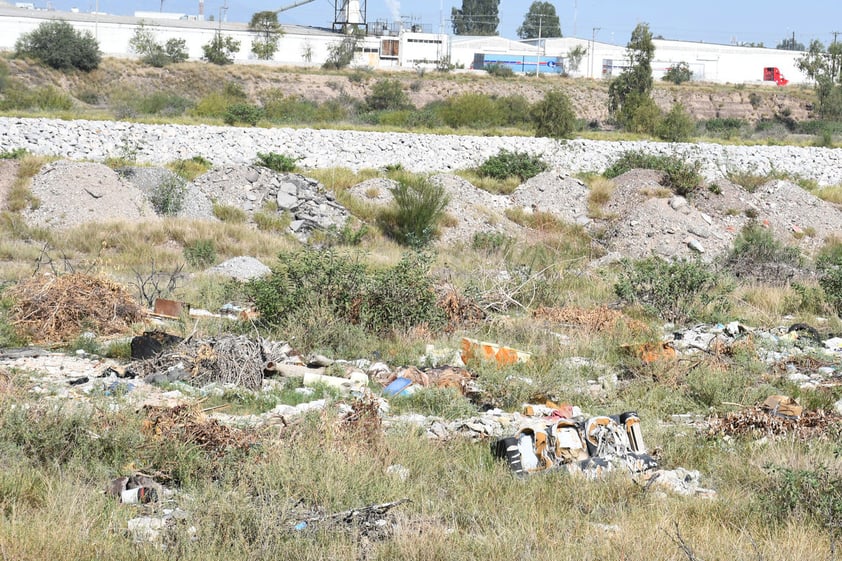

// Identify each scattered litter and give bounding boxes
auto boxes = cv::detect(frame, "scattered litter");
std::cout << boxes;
[461,337,530,366]
[9,273,143,343]
[288,498,410,540]
[708,397,842,440]
[640,468,717,498]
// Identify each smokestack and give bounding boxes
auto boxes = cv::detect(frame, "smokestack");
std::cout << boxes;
[198,0,204,16]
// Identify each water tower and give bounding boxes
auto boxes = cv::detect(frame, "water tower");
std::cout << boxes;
[333,0,366,33]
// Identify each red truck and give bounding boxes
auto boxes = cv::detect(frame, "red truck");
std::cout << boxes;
[763,67,788,86]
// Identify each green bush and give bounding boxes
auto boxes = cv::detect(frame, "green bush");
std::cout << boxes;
[246,249,444,334]
[129,23,188,67]
[495,95,532,127]
[0,84,73,111]
[614,256,726,324]
[725,221,802,284]
[365,79,408,111]
[817,240,842,315]
[377,176,450,247]
[477,149,548,181]
[260,90,320,123]
[149,173,187,215]
[485,63,515,78]
[322,36,357,69]
[656,103,695,142]
[15,20,101,71]
[438,93,502,128]
[662,61,693,84]
[617,93,662,134]
[184,239,217,267]
[255,152,299,173]
[202,32,241,65]
[760,465,842,528]
[604,151,701,196]
[223,103,264,126]
[531,89,576,139]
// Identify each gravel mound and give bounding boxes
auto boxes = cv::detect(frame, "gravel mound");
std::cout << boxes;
[120,166,215,220]
[753,180,842,253]
[206,256,272,281]
[24,161,156,229]
[347,178,398,206]
[510,171,590,224]
[429,174,520,245]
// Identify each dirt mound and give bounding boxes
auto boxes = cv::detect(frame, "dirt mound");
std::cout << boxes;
[24,161,156,229]
[510,171,590,224]
[753,180,842,252]
[429,174,520,245]
[9,273,143,343]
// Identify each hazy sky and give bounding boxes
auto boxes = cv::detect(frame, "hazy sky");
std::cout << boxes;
[33,0,842,48]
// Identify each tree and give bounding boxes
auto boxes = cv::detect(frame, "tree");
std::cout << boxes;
[202,32,241,65]
[322,35,358,69]
[129,22,188,67]
[249,11,283,60]
[452,0,499,36]
[662,61,693,84]
[566,45,587,74]
[776,36,805,51]
[517,1,561,40]
[366,79,409,111]
[531,89,576,138]
[797,39,842,118]
[608,23,656,130]
[14,20,101,71]
[656,103,695,142]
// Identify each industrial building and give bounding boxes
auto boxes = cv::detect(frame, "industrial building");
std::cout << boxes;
[0,2,811,85]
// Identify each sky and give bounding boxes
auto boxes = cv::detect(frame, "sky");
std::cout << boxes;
[24,0,842,48]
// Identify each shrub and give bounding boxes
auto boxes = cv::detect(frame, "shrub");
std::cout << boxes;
[322,36,357,69]
[377,175,449,248]
[260,90,319,123]
[662,61,693,84]
[246,249,444,334]
[438,93,502,128]
[255,152,299,173]
[725,221,802,284]
[0,84,73,111]
[149,173,187,215]
[531,89,576,139]
[223,103,264,126]
[614,256,726,323]
[656,103,695,142]
[701,118,745,139]
[485,63,514,78]
[618,93,662,134]
[817,239,842,315]
[202,32,240,65]
[477,150,547,182]
[604,151,701,197]
[495,95,532,127]
[129,23,188,67]
[365,79,408,111]
[183,239,217,267]
[15,20,101,71]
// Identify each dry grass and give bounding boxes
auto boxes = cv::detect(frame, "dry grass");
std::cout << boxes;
[815,184,842,204]
[586,176,616,218]
[454,170,522,195]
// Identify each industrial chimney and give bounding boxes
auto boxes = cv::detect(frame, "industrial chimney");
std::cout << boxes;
[198,0,204,17]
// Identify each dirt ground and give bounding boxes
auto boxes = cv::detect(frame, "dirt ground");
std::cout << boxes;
[0,160,18,210]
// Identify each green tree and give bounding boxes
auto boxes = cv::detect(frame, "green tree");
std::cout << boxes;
[366,79,409,111]
[797,39,842,119]
[249,11,283,60]
[662,61,693,84]
[202,32,241,65]
[776,36,805,51]
[517,1,561,40]
[322,35,358,69]
[608,22,656,130]
[452,0,500,36]
[566,45,587,74]
[656,103,695,142]
[14,20,101,71]
[129,22,188,67]
[531,89,575,138]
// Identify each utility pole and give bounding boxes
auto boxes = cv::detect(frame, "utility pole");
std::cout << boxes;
[536,14,542,76]
[591,27,601,79]
[832,31,841,44]
[573,0,577,37]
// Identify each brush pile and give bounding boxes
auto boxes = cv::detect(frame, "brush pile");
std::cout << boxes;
[532,305,648,333]
[142,403,257,457]
[708,405,842,441]
[131,335,272,390]
[9,273,143,343]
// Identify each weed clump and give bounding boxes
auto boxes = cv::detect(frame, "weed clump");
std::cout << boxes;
[477,150,547,182]
[255,152,299,173]
[377,175,449,248]
[614,256,727,324]
[149,173,187,216]
[725,221,802,284]
[604,151,701,196]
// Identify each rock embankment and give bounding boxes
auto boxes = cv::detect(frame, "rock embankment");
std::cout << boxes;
[3,117,842,186]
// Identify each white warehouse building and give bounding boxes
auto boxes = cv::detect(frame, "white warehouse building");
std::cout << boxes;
[0,5,811,85]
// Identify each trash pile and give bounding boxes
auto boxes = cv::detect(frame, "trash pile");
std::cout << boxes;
[491,406,657,478]
[9,273,143,342]
[106,473,193,544]
[708,395,842,441]
[286,498,410,540]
